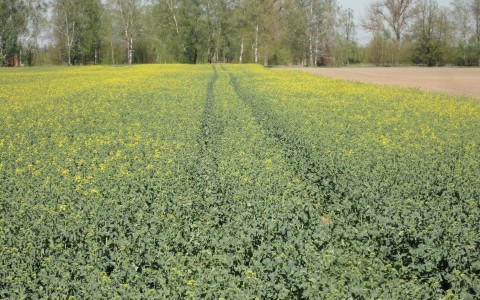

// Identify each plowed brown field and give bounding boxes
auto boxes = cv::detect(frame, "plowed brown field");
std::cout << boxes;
[287,67,480,99]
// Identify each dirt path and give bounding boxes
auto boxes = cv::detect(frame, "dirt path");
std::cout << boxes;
[286,67,480,99]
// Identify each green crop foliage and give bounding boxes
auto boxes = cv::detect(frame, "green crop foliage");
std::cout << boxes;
[0,65,479,299]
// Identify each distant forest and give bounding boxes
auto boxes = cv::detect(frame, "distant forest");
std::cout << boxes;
[1,0,480,66]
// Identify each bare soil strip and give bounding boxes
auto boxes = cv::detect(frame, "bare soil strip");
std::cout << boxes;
[286,67,480,99]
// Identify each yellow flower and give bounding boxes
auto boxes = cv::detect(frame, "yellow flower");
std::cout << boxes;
[186,279,195,286]
[244,269,257,280]
[381,135,389,146]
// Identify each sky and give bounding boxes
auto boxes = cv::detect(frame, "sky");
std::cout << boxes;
[337,0,453,45]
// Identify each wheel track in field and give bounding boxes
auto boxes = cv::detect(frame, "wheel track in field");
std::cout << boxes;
[224,66,342,215]
[196,65,224,201]
[172,65,225,257]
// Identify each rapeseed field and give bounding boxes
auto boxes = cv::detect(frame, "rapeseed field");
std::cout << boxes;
[1,65,478,299]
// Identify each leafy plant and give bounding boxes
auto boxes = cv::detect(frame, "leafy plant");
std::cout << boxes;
[0,64,478,299]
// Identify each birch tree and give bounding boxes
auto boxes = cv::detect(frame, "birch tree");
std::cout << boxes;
[258,0,286,65]
[110,0,145,64]
[80,0,102,64]
[164,0,186,57]
[52,0,81,65]
[177,0,208,63]
[204,0,226,62]
[0,0,28,65]
[231,0,250,63]
[301,0,321,65]
[155,0,208,63]
[23,0,48,65]
[300,0,337,66]
[242,0,265,64]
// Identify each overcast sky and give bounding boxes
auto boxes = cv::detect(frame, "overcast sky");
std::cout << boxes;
[337,0,453,44]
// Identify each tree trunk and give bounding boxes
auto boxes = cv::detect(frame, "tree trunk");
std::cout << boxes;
[66,18,72,66]
[67,39,71,66]
[309,36,314,66]
[476,15,480,43]
[111,40,115,64]
[171,10,186,54]
[254,24,259,64]
[307,2,317,66]
[127,38,133,65]
[239,37,244,64]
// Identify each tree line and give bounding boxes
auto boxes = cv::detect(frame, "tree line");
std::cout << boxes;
[363,0,480,66]
[1,0,479,66]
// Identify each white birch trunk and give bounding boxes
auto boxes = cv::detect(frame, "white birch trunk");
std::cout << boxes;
[170,6,186,53]
[111,40,115,64]
[307,2,315,66]
[254,24,259,64]
[239,37,244,64]
[127,38,133,65]
[64,13,73,66]
[309,37,314,66]
[67,38,71,65]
